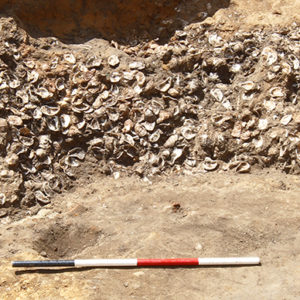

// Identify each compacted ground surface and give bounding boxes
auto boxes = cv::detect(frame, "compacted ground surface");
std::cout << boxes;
[0,0,300,299]
[0,171,300,299]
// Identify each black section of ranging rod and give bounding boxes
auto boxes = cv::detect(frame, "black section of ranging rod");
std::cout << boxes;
[12,260,75,268]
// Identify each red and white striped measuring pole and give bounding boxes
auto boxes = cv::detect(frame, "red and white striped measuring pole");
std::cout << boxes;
[12,257,260,268]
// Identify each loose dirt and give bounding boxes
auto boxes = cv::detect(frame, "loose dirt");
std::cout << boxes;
[1,171,300,299]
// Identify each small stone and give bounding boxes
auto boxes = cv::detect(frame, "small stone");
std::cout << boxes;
[195,243,203,250]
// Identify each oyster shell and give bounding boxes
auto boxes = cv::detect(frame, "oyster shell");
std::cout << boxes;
[64,53,76,64]
[108,55,120,67]
[203,157,218,171]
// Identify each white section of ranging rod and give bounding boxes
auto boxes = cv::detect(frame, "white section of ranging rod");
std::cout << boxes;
[197,257,260,265]
[75,259,138,267]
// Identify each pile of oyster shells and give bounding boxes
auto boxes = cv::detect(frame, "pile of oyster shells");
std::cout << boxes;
[0,18,299,211]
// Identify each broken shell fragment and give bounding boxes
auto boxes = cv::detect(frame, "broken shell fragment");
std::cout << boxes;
[170,148,183,165]
[110,72,121,83]
[47,116,60,132]
[36,87,51,99]
[35,190,50,205]
[270,87,285,98]
[258,119,268,130]
[108,55,120,67]
[261,47,278,66]
[158,78,172,93]
[55,78,65,91]
[134,123,147,137]
[60,114,71,128]
[41,105,60,116]
[7,115,23,126]
[236,162,251,173]
[210,88,223,102]
[280,115,292,125]
[181,127,196,140]
[135,72,146,86]
[203,157,219,171]
[129,61,145,70]
[68,147,86,160]
[64,53,76,64]
[240,81,256,91]
[164,135,178,148]
[149,130,161,143]
[0,193,6,206]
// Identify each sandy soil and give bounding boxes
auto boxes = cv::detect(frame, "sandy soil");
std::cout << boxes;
[0,171,299,299]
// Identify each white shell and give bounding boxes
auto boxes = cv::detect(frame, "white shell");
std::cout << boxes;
[64,53,76,64]
[129,61,145,70]
[27,70,39,83]
[7,115,23,126]
[41,105,60,116]
[270,87,285,98]
[236,162,251,173]
[24,60,35,69]
[158,78,172,93]
[231,64,241,73]
[142,122,156,132]
[9,78,20,89]
[164,135,178,148]
[264,100,276,111]
[55,78,65,91]
[35,190,50,204]
[210,88,223,102]
[47,116,60,132]
[258,119,268,130]
[261,47,278,66]
[110,72,121,83]
[123,71,135,81]
[208,33,223,47]
[108,55,120,67]
[240,81,256,91]
[253,137,264,148]
[16,90,29,104]
[203,157,218,171]
[171,148,183,164]
[280,115,292,125]
[181,127,196,140]
[135,72,146,86]
[149,130,161,143]
[288,54,299,70]
[36,87,50,99]
[33,107,43,119]
[68,147,86,160]
[0,193,6,206]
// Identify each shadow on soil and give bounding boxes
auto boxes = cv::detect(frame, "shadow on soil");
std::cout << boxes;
[0,0,230,44]
[15,264,260,275]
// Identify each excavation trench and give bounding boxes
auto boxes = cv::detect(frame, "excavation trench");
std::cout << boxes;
[0,0,230,43]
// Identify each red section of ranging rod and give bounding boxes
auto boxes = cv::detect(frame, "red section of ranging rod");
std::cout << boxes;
[137,258,199,266]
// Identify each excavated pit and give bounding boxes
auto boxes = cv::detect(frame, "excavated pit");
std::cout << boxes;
[0,0,230,43]
[33,221,103,258]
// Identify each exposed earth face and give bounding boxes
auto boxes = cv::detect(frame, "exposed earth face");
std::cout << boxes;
[0,0,230,43]
[0,0,299,299]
